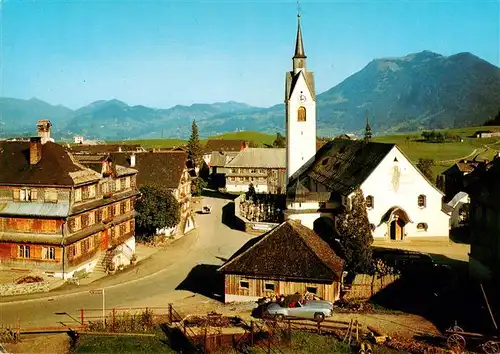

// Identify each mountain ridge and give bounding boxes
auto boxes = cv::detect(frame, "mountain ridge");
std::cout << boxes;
[1,50,499,139]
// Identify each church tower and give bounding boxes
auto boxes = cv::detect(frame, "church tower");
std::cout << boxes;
[285,12,316,182]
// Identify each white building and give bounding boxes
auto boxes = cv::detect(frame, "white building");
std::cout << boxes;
[74,135,84,144]
[283,14,450,241]
[285,13,316,182]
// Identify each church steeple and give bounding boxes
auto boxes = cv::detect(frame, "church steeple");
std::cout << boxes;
[293,12,307,73]
[364,110,373,143]
[294,14,306,59]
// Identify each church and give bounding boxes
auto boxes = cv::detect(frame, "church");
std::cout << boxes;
[283,14,450,241]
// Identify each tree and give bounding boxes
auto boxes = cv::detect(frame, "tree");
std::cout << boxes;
[416,158,435,181]
[187,120,203,170]
[191,177,207,196]
[335,188,373,273]
[272,132,286,148]
[248,141,259,148]
[246,183,257,202]
[135,185,181,240]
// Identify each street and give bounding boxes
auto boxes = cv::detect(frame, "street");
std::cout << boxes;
[0,194,253,328]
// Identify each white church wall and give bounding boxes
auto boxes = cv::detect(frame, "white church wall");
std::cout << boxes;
[361,146,450,240]
[286,72,317,180]
[287,213,321,230]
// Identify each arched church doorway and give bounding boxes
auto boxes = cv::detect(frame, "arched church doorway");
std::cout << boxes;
[390,217,405,241]
[380,207,411,241]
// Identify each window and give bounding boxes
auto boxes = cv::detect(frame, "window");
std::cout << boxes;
[120,202,126,214]
[125,177,131,189]
[82,186,89,200]
[45,189,58,202]
[417,223,428,231]
[74,188,82,202]
[239,280,250,289]
[42,247,56,260]
[68,245,77,259]
[88,211,95,226]
[115,179,121,192]
[264,283,276,292]
[120,178,126,190]
[125,199,131,212]
[18,245,30,259]
[306,286,317,294]
[81,214,89,228]
[250,169,256,173]
[81,238,90,253]
[20,189,33,202]
[366,195,374,209]
[417,194,426,208]
[297,106,306,122]
[89,185,96,198]
[74,216,81,231]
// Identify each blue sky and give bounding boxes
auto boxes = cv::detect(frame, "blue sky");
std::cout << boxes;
[1,0,498,109]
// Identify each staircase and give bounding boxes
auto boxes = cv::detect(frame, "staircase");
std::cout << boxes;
[92,250,113,275]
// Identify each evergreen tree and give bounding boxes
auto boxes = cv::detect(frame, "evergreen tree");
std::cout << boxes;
[335,188,373,273]
[273,132,286,148]
[187,120,203,169]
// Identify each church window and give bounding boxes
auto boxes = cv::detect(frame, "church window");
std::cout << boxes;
[297,106,306,122]
[366,195,374,209]
[417,223,428,231]
[418,194,426,208]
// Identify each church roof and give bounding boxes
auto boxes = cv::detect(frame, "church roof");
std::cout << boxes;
[218,220,344,282]
[287,139,395,197]
[286,71,316,101]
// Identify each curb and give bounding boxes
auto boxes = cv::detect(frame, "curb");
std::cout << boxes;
[0,229,201,305]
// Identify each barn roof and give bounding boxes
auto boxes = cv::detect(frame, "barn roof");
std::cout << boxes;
[218,220,344,282]
[204,139,246,154]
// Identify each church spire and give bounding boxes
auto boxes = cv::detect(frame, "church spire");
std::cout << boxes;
[294,13,306,59]
[364,110,373,143]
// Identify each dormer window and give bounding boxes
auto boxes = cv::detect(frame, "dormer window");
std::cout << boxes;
[366,195,374,209]
[418,194,426,208]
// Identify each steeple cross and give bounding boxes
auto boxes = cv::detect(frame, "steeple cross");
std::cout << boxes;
[297,0,301,17]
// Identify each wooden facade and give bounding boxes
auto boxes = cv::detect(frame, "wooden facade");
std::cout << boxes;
[224,274,340,302]
[0,132,140,277]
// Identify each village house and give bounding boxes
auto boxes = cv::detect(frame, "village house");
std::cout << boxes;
[442,159,490,202]
[70,144,147,154]
[225,148,286,194]
[218,220,344,303]
[475,130,500,139]
[286,139,451,241]
[0,121,139,279]
[203,139,248,167]
[109,151,196,235]
[466,157,500,280]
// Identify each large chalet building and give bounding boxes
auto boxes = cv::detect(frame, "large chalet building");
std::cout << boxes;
[0,121,140,278]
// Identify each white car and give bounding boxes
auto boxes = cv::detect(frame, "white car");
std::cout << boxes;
[265,300,334,322]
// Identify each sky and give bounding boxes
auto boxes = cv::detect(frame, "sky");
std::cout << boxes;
[0,0,498,110]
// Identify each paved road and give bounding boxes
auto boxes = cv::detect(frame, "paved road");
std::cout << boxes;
[0,194,253,328]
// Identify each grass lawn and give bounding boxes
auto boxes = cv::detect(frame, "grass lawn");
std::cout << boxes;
[109,131,275,148]
[70,334,175,353]
[259,331,404,354]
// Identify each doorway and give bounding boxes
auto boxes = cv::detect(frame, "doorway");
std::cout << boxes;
[390,218,405,241]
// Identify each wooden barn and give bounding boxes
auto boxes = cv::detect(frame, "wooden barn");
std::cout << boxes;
[218,220,344,303]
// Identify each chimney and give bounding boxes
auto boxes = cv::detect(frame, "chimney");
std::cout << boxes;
[130,153,136,167]
[30,137,42,165]
[37,120,52,144]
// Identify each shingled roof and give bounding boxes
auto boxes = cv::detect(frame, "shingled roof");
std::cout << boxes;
[210,151,239,167]
[204,140,246,154]
[226,148,286,169]
[0,141,100,186]
[288,140,395,197]
[70,144,146,154]
[285,71,316,101]
[110,151,188,189]
[218,220,344,282]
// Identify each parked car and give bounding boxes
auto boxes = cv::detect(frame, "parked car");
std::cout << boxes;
[201,205,212,214]
[265,300,333,322]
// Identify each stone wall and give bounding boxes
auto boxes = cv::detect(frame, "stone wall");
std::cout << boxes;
[0,279,65,297]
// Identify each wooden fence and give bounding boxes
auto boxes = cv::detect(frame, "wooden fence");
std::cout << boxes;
[343,273,400,300]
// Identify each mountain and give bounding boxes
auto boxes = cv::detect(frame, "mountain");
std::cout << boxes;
[0,97,73,136]
[315,50,500,135]
[1,50,499,139]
